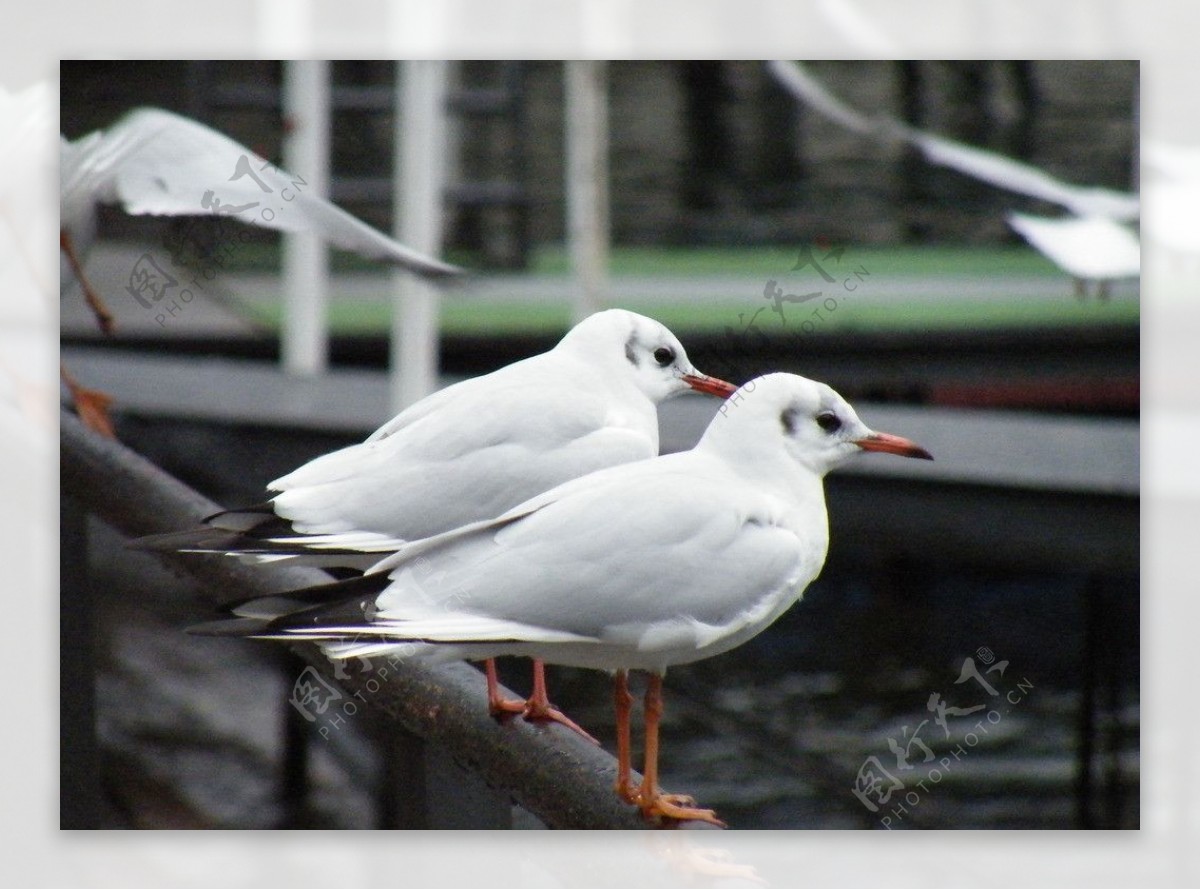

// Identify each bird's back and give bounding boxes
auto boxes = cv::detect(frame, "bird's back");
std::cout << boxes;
[270,352,661,540]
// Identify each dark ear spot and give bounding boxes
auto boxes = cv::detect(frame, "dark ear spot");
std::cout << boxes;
[624,334,639,366]
[780,407,801,435]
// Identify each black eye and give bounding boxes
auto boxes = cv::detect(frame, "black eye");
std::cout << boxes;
[816,412,842,433]
[653,347,675,367]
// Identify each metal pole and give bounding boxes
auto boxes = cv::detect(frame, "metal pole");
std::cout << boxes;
[391,61,448,412]
[280,649,313,827]
[281,59,331,376]
[564,61,610,324]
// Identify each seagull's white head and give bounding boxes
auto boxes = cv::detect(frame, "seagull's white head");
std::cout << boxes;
[556,309,737,404]
[701,372,933,477]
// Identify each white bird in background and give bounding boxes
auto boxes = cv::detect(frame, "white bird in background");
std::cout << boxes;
[1005,212,1140,300]
[765,60,1141,297]
[58,106,465,434]
[189,372,933,826]
[138,309,737,740]
[60,106,462,287]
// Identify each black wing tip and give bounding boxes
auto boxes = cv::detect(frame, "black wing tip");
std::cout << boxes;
[125,527,259,554]
[126,528,208,552]
[129,502,283,552]
[128,503,323,556]
[202,501,277,525]
[185,617,274,637]
[219,572,390,616]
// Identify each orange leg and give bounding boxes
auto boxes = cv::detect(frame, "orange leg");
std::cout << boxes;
[636,673,725,827]
[613,669,637,802]
[485,657,526,716]
[522,660,599,744]
[485,658,599,745]
[60,362,116,439]
[61,229,115,336]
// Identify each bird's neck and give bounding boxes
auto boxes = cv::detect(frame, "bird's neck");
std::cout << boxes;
[557,349,658,421]
[713,439,830,534]
[776,464,830,540]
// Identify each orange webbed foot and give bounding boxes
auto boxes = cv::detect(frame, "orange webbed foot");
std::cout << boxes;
[637,789,726,827]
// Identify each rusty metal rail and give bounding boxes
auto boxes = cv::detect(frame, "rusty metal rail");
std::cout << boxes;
[61,408,717,830]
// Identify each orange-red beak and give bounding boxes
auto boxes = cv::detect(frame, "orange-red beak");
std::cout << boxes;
[682,373,739,398]
[856,432,934,461]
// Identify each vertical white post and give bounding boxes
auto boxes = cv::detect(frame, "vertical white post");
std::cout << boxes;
[281,59,330,376]
[392,60,448,412]
[564,61,610,324]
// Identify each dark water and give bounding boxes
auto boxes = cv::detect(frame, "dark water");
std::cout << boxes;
[506,559,1138,830]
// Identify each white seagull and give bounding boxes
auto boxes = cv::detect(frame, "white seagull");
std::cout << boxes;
[139,309,737,739]
[60,106,462,330]
[190,372,933,826]
[765,60,1140,296]
[58,105,464,434]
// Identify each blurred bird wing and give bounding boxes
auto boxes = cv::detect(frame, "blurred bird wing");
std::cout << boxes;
[899,125,1140,220]
[61,107,461,278]
[766,61,1139,222]
[1007,212,1141,280]
[765,60,875,135]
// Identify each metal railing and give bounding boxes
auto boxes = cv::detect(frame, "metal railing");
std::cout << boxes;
[61,408,719,830]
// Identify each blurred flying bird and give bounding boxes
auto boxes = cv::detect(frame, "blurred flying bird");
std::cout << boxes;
[765,60,1140,297]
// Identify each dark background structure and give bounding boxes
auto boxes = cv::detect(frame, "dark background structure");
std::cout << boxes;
[61,60,1138,264]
